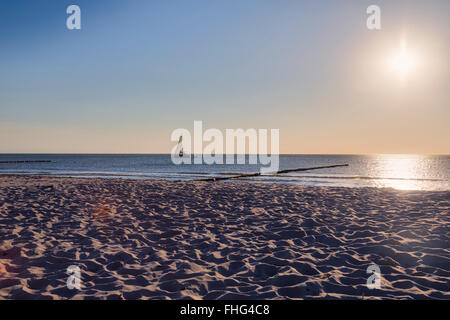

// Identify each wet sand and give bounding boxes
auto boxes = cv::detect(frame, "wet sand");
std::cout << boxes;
[0,175,449,299]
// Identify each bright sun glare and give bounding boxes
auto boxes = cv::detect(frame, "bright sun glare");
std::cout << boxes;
[389,41,418,79]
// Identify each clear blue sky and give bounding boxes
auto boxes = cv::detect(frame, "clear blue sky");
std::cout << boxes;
[1,0,449,153]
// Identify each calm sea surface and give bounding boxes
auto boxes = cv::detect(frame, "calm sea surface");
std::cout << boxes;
[0,154,449,191]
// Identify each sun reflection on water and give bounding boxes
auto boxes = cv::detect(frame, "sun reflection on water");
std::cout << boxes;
[372,154,434,190]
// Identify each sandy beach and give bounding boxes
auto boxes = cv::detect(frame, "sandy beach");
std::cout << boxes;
[0,175,448,300]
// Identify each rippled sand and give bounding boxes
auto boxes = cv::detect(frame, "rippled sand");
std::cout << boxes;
[0,175,449,299]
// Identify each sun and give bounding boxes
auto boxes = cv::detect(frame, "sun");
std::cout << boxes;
[392,51,414,74]
[389,42,417,78]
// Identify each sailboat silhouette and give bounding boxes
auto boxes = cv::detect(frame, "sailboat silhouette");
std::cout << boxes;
[178,136,183,157]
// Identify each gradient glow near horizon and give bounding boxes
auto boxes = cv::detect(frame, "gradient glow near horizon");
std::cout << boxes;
[0,0,449,154]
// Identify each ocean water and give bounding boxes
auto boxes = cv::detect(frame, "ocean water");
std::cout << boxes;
[0,154,449,191]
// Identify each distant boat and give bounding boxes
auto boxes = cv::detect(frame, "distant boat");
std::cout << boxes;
[177,136,183,157]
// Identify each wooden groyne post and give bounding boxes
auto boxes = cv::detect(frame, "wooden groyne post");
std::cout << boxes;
[0,160,52,164]
[199,164,349,182]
